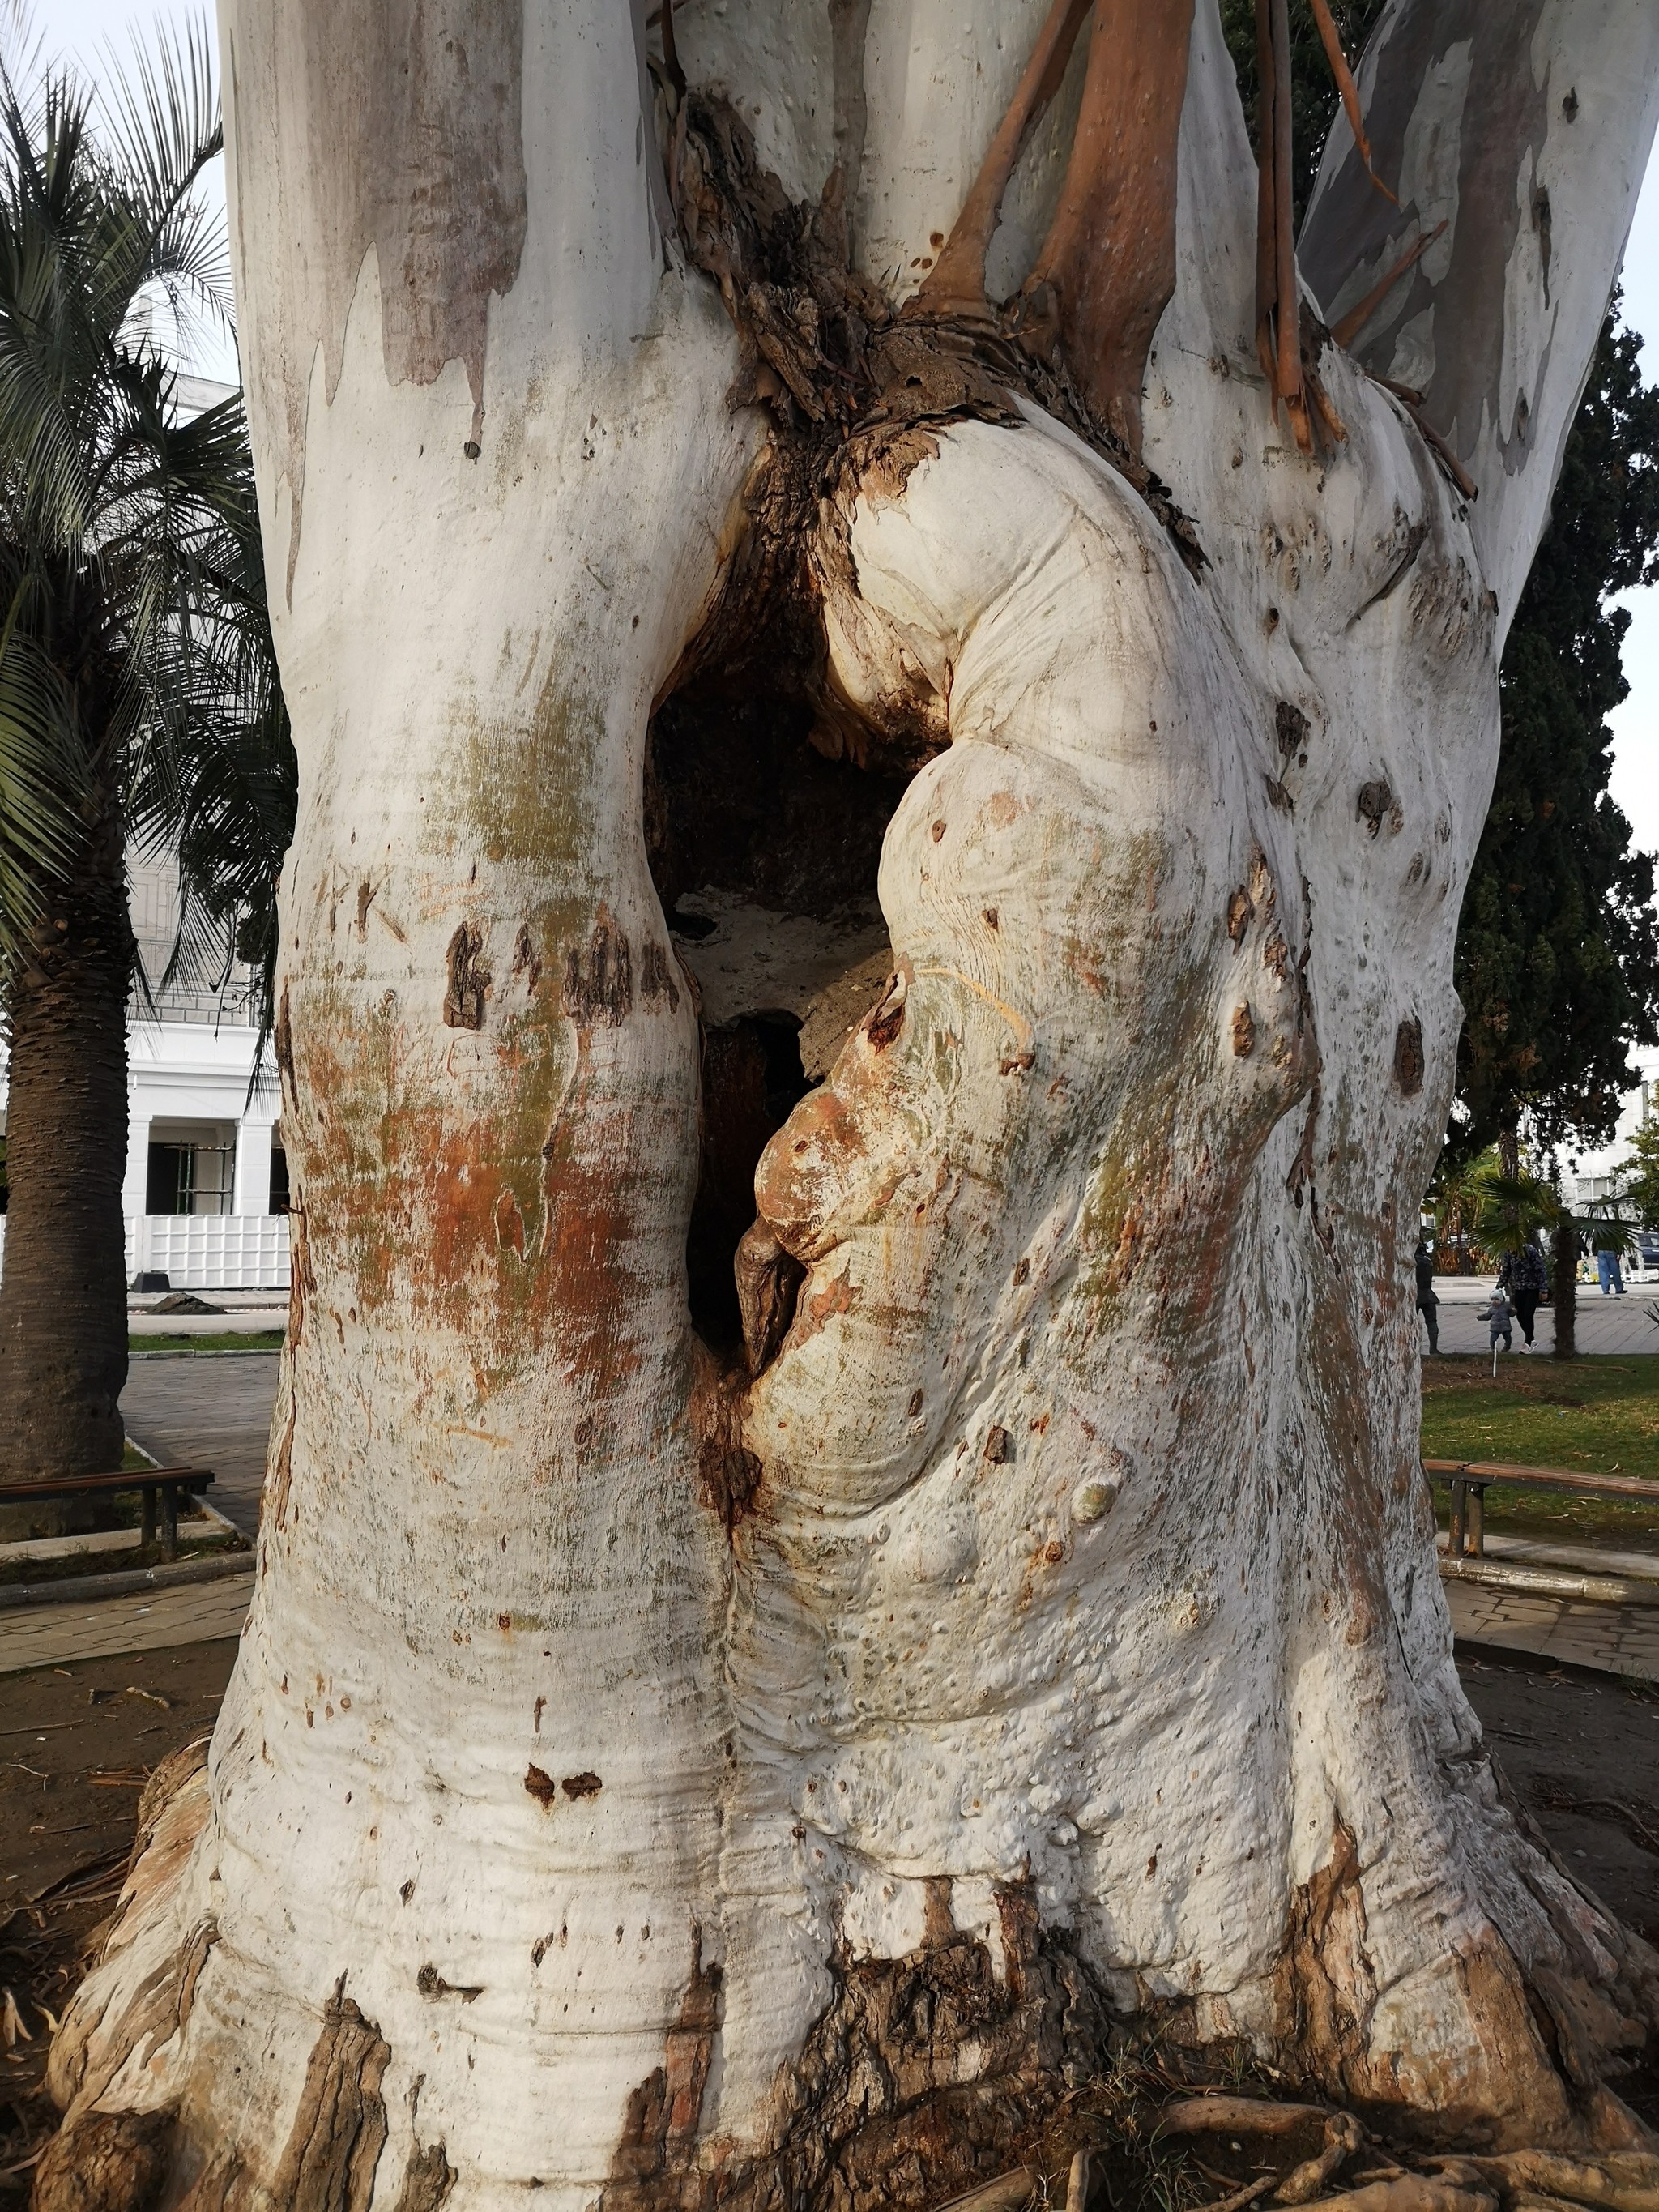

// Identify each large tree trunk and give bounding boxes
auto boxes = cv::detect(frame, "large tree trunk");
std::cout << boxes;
[40,1,1659,2201]
[0,783,131,1516]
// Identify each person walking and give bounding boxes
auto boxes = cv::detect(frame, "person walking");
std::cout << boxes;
[1596,1241,1627,1296]
[1497,1240,1548,1352]
[1414,1238,1440,1356]
[1479,1285,1513,1353]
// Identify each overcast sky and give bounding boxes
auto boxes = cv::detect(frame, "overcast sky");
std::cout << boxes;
[46,1,1659,867]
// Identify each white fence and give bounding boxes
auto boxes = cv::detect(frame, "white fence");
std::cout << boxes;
[0,1213,290,1291]
[128,1214,291,1289]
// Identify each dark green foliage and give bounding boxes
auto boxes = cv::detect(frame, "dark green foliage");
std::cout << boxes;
[1454,313,1659,1159]
[1218,0,1387,230]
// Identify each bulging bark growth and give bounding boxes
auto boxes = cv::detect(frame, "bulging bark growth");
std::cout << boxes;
[41,0,1659,2201]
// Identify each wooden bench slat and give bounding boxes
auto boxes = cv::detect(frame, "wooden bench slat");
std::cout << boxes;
[0,1468,213,1504]
[1463,1461,1659,1500]
[1423,1460,1659,1502]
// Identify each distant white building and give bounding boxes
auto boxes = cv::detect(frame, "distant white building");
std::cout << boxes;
[1555,1046,1659,1209]
[0,370,290,1292]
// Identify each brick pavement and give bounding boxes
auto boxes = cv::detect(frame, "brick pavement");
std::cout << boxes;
[1423,1277,1659,1357]
[0,1565,254,1674]
[120,1352,278,1535]
[1444,1574,1659,1681]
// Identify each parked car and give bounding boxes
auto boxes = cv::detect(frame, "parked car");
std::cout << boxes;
[1633,1232,1659,1278]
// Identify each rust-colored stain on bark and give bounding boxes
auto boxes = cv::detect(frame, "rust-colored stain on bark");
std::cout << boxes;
[291,958,648,1411]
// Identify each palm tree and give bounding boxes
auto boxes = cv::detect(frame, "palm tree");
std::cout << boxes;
[0,26,291,1497]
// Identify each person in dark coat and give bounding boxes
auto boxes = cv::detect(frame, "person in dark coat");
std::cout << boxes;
[1496,1239,1548,1352]
[1414,1238,1439,1355]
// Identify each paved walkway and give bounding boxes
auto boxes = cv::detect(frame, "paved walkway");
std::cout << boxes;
[120,1352,278,1535]
[0,1565,254,1674]
[1444,1574,1659,1681]
[1424,1276,1659,1356]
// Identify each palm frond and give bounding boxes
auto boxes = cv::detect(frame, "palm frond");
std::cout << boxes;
[0,14,292,1029]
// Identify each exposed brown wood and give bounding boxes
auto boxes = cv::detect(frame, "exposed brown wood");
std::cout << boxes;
[1269,0,1312,451]
[913,0,1092,318]
[1308,0,1397,205]
[1162,2096,1331,2137]
[1254,0,1278,390]
[1023,0,1196,447]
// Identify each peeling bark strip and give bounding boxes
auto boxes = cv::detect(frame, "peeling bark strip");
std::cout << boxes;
[1024,0,1195,449]
[640,939,680,1010]
[1302,0,1659,627]
[393,2139,458,2211]
[562,916,633,1027]
[915,0,1094,318]
[269,1984,390,2212]
[605,1933,723,2212]
[1393,1018,1424,1096]
[442,923,490,1028]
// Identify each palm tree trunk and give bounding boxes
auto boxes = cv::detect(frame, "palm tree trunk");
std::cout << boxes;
[0,784,133,1514]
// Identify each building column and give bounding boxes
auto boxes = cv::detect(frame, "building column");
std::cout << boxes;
[122,1110,151,1219]
[234,1119,275,1215]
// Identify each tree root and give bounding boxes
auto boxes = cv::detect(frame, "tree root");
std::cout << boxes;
[1151,2095,1659,2212]
[28,2107,173,2212]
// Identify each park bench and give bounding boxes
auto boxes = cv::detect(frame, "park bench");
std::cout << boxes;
[0,1467,215,1563]
[1422,1457,1659,1559]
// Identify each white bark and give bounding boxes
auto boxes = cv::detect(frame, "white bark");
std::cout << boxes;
[1300,0,1659,638]
[43,2,1659,2205]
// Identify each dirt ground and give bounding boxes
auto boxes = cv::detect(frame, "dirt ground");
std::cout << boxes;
[0,1643,1654,2196]
[0,1639,237,2198]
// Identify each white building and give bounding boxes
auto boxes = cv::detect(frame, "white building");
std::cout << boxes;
[1554,1046,1659,1208]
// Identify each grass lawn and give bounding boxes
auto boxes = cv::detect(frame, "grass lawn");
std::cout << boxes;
[1421,1355,1659,1551]
[130,1330,285,1352]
